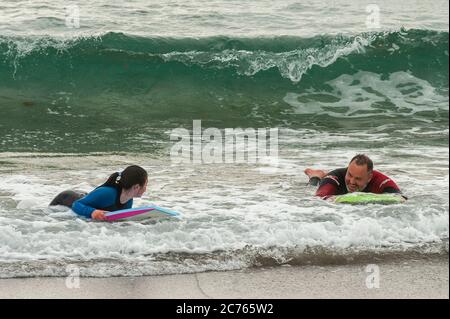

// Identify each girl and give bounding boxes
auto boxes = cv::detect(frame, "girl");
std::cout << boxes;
[50,165,148,221]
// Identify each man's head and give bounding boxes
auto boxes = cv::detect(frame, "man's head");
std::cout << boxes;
[345,154,373,192]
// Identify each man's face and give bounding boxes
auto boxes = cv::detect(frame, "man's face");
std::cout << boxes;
[345,161,373,192]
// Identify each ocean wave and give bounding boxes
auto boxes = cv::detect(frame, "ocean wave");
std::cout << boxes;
[0,29,447,152]
[0,29,448,84]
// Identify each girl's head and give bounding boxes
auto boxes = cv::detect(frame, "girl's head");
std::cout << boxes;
[103,165,148,198]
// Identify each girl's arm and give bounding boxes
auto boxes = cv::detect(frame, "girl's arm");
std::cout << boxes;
[71,187,116,218]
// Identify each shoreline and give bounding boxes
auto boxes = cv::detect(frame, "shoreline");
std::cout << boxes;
[1,257,448,299]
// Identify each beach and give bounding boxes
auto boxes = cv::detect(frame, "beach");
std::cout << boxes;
[1,257,447,299]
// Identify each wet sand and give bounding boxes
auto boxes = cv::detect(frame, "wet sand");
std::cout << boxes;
[1,257,448,299]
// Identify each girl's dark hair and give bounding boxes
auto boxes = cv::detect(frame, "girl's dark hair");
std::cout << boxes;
[101,165,148,190]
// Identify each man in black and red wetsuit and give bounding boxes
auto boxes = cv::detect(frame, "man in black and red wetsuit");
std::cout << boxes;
[304,154,403,199]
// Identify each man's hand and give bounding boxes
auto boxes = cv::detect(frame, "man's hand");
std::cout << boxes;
[92,210,108,221]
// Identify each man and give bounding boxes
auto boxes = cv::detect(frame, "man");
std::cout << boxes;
[304,154,403,199]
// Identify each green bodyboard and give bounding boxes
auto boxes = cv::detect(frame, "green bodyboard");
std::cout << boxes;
[334,193,405,205]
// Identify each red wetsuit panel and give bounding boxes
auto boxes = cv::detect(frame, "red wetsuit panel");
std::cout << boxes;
[315,183,338,198]
[366,170,401,194]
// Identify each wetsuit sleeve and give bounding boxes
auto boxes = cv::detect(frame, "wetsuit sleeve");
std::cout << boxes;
[71,187,117,218]
[378,177,402,194]
[315,173,342,198]
[315,183,338,198]
[381,180,402,194]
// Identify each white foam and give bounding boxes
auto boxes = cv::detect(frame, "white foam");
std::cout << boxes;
[162,34,374,83]
[0,149,447,277]
[284,71,449,117]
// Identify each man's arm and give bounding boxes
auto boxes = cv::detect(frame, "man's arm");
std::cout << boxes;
[315,183,338,199]
[378,177,402,194]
